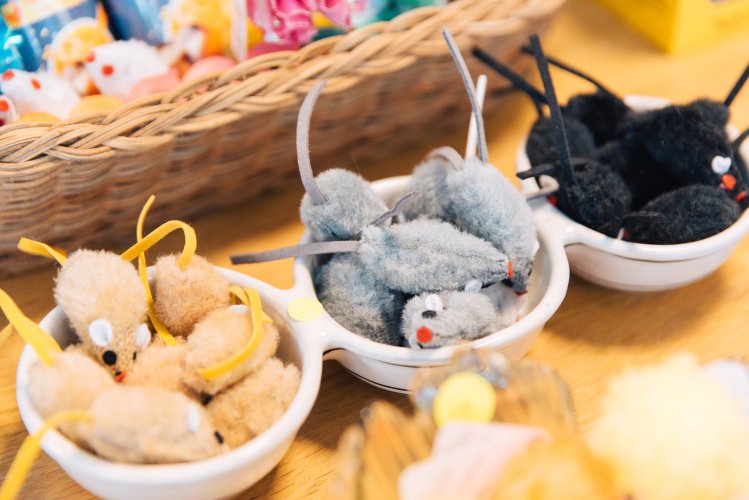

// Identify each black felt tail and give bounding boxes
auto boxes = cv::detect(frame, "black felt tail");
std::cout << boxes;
[528,35,579,191]
[521,45,619,100]
[473,48,547,117]
[724,61,749,108]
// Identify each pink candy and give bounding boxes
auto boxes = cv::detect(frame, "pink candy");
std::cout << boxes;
[126,70,181,102]
[183,56,237,82]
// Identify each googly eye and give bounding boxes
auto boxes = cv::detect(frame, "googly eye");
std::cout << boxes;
[88,319,114,347]
[187,404,201,433]
[712,155,732,175]
[424,294,443,312]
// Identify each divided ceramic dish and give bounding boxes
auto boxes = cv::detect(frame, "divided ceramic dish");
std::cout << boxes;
[15,174,570,499]
[517,95,749,292]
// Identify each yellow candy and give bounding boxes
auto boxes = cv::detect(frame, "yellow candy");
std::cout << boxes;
[433,371,497,427]
[69,95,123,117]
[287,297,324,322]
[14,113,60,124]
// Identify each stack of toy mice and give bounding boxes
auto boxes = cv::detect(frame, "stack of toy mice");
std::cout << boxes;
[231,29,538,350]
[3,199,299,472]
[475,36,749,244]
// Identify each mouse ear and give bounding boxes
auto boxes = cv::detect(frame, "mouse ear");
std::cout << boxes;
[464,279,483,293]
[231,240,360,264]
[88,319,114,347]
[134,323,151,349]
[368,191,421,227]
[297,81,328,206]
[521,45,619,101]
[473,47,547,117]
[442,28,488,165]
[424,294,444,312]
[424,147,465,170]
[187,404,201,433]
[724,61,749,108]
[528,34,580,191]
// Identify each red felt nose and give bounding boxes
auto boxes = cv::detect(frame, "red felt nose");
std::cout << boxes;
[507,261,514,279]
[115,372,127,383]
[416,326,432,344]
[723,174,737,191]
[0,100,8,112]
[2,70,13,81]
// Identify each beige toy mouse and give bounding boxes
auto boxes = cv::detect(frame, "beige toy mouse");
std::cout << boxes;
[152,253,232,337]
[82,386,226,464]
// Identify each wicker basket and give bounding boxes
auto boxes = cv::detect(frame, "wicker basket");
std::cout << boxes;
[0,0,563,276]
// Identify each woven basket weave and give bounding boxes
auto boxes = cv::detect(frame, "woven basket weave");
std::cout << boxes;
[0,0,563,276]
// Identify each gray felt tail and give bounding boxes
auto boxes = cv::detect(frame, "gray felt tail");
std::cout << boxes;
[442,28,488,165]
[231,240,360,264]
[368,191,421,227]
[297,81,328,206]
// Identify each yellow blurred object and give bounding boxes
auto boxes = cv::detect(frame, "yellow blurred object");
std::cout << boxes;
[162,0,233,57]
[312,12,336,29]
[15,113,60,124]
[593,0,749,53]
[46,18,113,74]
[494,437,621,500]
[69,95,123,117]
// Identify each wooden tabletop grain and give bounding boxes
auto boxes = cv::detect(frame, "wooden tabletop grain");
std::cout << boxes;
[2,1,749,498]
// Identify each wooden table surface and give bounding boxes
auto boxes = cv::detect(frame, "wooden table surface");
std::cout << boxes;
[2,1,749,498]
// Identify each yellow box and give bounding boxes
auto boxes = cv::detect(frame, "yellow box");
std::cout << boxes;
[593,0,749,53]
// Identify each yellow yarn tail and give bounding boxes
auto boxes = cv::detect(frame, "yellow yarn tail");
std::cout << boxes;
[135,196,177,346]
[16,238,67,266]
[0,411,93,500]
[198,288,266,380]
[121,220,197,271]
[0,289,61,366]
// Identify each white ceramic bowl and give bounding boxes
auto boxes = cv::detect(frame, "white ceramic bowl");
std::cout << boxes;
[277,175,570,392]
[15,269,323,500]
[517,95,749,292]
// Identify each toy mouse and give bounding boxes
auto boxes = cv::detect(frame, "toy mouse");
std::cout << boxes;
[18,212,197,377]
[234,217,512,295]
[0,69,80,119]
[401,285,509,349]
[623,185,740,244]
[152,253,232,337]
[84,40,171,101]
[516,35,632,238]
[83,386,226,464]
[207,357,301,448]
[297,82,388,242]
[314,252,405,345]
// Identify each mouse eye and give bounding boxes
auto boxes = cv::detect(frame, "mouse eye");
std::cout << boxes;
[712,155,732,175]
[422,310,437,319]
[102,350,117,366]
[132,352,137,361]
[214,431,224,445]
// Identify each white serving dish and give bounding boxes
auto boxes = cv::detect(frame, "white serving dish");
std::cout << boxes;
[517,95,749,292]
[15,175,570,498]
[16,269,324,500]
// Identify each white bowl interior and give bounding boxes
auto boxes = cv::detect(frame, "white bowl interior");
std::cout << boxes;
[15,272,323,500]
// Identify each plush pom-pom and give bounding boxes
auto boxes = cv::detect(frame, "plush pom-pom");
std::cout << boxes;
[402,156,454,221]
[554,161,632,237]
[152,254,231,337]
[563,90,631,146]
[207,358,300,448]
[300,168,388,242]
[126,342,189,395]
[526,116,595,168]
[588,354,749,500]
[182,307,280,396]
[624,184,740,244]
[314,253,404,346]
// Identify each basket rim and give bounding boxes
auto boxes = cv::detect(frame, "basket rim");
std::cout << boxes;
[0,0,565,164]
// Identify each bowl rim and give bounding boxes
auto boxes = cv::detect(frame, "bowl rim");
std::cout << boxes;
[287,174,570,366]
[516,94,749,262]
[14,270,323,485]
